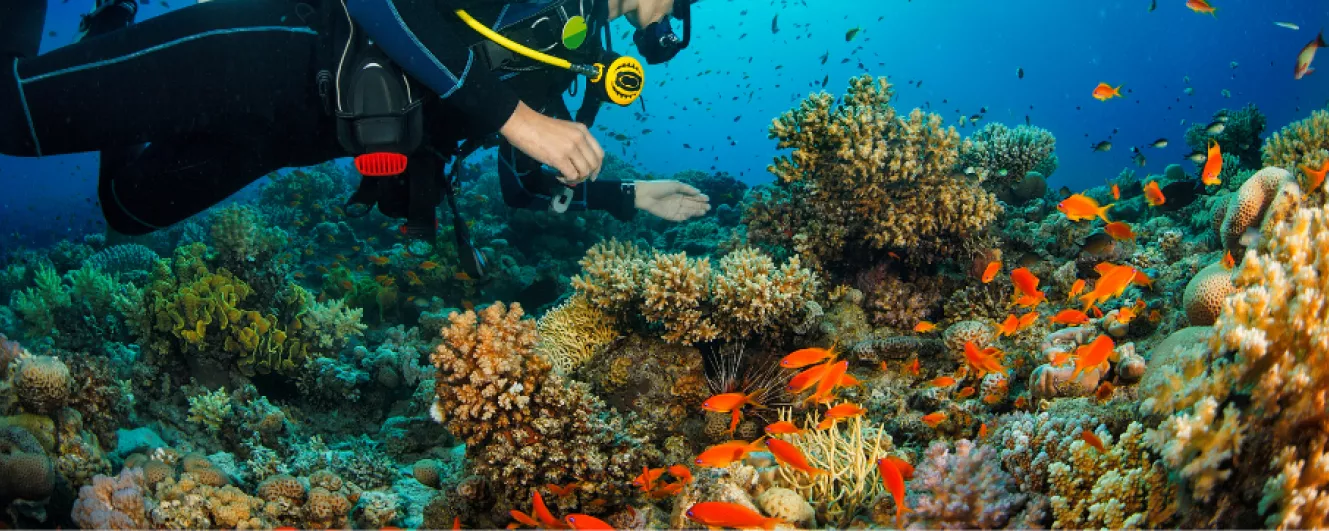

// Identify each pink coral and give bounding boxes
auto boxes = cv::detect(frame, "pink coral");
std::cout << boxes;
[901,439,1027,529]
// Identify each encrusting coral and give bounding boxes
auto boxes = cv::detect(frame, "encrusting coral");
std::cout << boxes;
[745,75,1000,271]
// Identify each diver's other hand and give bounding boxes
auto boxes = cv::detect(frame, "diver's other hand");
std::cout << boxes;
[635,180,710,222]
[499,102,603,185]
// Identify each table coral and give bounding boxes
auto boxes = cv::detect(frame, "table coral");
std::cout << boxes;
[746,75,1000,271]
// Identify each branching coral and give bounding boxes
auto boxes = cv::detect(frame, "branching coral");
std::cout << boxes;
[904,439,1027,529]
[745,75,1000,271]
[1263,109,1329,170]
[959,123,1058,187]
[772,411,891,527]
[430,303,656,514]
[569,241,818,345]
[298,293,367,351]
[208,205,289,265]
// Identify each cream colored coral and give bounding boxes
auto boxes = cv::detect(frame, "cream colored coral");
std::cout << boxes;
[712,248,817,338]
[1182,261,1237,326]
[1218,167,1301,255]
[942,320,994,354]
[12,354,70,414]
[535,294,621,375]
[1144,396,1243,503]
[756,487,816,526]
[1139,327,1214,416]
[1046,422,1177,528]
[569,239,646,311]
[642,251,716,344]
[771,409,891,528]
[1263,109,1329,169]
[186,387,233,432]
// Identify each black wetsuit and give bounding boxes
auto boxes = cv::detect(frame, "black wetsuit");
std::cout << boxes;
[0,0,636,236]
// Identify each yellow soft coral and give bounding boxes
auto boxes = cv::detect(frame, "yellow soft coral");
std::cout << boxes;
[535,295,621,375]
[750,75,1000,271]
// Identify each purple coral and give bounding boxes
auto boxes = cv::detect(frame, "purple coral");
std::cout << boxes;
[906,439,1027,529]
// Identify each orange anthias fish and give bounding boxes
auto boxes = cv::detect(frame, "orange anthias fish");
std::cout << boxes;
[1011,267,1041,298]
[1091,82,1123,101]
[981,260,1001,283]
[883,456,915,480]
[668,464,694,484]
[1202,140,1223,186]
[647,482,685,500]
[1143,181,1166,207]
[825,402,867,419]
[685,502,785,530]
[531,491,566,529]
[1115,305,1138,325]
[921,412,946,428]
[368,255,391,266]
[1068,279,1087,300]
[1103,221,1136,241]
[876,457,912,528]
[1185,0,1217,16]
[781,347,835,369]
[547,482,581,497]
[419,260,440,271]
[957,387,976,399]
[1297,31,1328,79]
[1222,251,1236,269]
[564,514,614,530]
[701,392,764,413]
[1080,263,1138,310]
[1071,335,1115,382]
[694,438,765,468]
[1302,160,1329,191]
[1049,351,1072,366]
[764,438,827,476]
[1082,430,1107,453]
[928,376,957,388]
[1050,309,1090,326]
[787,362,835,394]
[510,510,541,528]
[632,467,666,492]
[1111,184,1121,200]
[764,421,805,435]
[913,321,937,333]
[964,341,1007,378]
[1017,311,1039,331]
[806,361,849,404]
[997,314,1020,337]
[905,358,920,376]
[1057,193,1113,222]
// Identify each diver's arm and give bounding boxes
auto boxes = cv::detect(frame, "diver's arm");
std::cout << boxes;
[344,0,519,134]
[497,138,637,221]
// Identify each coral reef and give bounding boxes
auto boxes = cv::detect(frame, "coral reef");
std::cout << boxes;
[1264,109,1329,170]
[959,123,1058,202]
[1186,104,1267,169]
[903,439,1027,529]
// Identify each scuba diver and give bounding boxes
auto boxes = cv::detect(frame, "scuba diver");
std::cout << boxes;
[0,0,710,278]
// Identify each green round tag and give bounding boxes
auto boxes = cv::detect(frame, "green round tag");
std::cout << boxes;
[562,16,588,50]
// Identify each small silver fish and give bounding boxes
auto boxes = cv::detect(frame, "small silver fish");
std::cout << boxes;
[1275,21,1300,31]
[1092,141,1113,152]
[1206,122,1227,135]
[1151,138,1169,148]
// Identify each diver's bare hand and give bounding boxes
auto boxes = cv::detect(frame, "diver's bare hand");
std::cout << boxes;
[500,102,603,185]
[635,180,710,221]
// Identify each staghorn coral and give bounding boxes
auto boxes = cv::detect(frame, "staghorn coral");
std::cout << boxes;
[1263,109,1329,170]
[535,294,622,375]
[430,303,656,515]
[902,439,1026,529]
[746,75,1000,271]
[1182,261,1237,326]
[570,241,818,345]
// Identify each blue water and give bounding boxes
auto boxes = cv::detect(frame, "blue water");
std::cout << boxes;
[1,0,1326,249]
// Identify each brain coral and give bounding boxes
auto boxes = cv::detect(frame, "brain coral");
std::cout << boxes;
[746,75,1000,271]
[1182,261,1237,326]
[12,354,71,414]
[0,425,55,502]
[1217,167,1302,256]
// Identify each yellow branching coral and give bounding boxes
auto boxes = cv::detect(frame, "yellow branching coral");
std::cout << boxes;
[1048,422,1177,529]
[187,388,233,432]
[535,295,622,375]
[772,410,891,527]
[1263,109,1329,170]
[570,241,818,345]
[748,75,1000,270]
